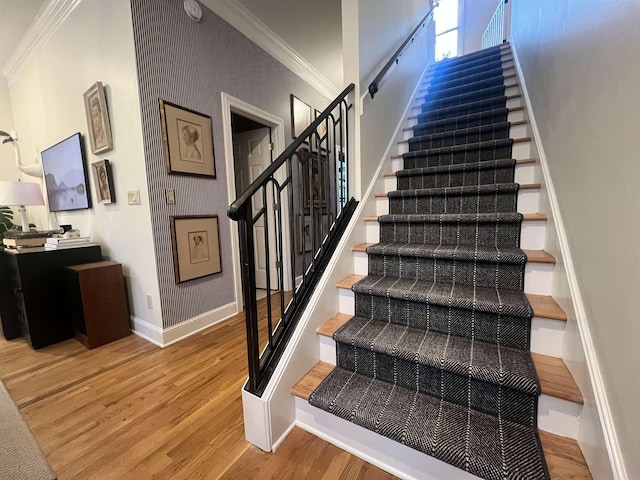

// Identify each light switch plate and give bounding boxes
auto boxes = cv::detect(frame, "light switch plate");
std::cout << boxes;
[127,190,141,205]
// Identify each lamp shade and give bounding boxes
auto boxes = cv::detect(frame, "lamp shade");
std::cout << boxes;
[0,181,45,206]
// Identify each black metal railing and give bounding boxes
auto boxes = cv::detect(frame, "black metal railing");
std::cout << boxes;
[368,4,438,99]
[228,83,357,396]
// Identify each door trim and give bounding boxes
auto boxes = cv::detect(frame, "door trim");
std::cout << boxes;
[221,92,287,314]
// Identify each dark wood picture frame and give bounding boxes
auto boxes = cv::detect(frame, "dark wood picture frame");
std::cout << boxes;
[170,215,222,283]
[91,159,115,204]
[159,99,216,178]
[299,148,330,209]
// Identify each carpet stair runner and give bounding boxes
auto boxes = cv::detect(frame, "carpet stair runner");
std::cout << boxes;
[307,44,553,479]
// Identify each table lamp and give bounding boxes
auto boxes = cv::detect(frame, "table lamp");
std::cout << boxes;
[0,180,45,232]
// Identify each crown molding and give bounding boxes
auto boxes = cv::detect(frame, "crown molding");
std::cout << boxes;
[2,0,83,86]
[201,0,340,99]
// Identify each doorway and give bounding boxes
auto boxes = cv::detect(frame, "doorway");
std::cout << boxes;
[220,93,290,316]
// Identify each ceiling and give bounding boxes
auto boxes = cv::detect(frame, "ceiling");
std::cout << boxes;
[0,0,47,75]
[0,0,343,89]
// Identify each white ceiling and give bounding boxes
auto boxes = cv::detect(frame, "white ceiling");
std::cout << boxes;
[0,0,47,74]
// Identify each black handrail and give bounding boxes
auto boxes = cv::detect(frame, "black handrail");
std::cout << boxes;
[368,4,438,99]
[228,83,357,396]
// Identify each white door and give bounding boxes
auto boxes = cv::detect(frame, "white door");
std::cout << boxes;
[233,128,278,290]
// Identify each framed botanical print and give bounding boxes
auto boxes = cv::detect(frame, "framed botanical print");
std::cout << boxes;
[170,215,222,283]
[159,100,216,178]
[91,159,115,204]
[83,81,113,155]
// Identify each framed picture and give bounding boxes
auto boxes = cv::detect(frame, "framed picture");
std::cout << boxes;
[314,109,327,142]
[159,100,216,178]
[291,94,311,139]
[300,148,330,209]
[170,215,222,283]
[91,159,115,204]
[295,214,313,254]
[83,81,113,155]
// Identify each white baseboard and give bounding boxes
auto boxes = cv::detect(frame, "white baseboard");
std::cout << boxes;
[131,316,163,347]
[510,42,625,480]
[130,302,237,348]
[162,302,237,347]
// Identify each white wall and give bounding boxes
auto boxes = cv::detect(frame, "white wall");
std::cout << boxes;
[510,1,640,478]
[8,0,162,329]
[353,0,435,191]
[0,86,20,182]
[462,0,500,54]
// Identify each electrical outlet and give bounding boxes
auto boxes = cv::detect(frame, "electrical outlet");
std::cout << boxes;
[128,190,141,205]
[146,294,153,309]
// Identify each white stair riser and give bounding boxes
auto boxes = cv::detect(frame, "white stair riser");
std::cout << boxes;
[514,163,537,184]
[512,140,532,159]
[510,123,529,138]
[520,220,546,250]
[505,85,520,97]
[316,327,579,440]
[374,189,539,217]
[524,263,554,295]
[531,317,565,358]
[339,288,355,316]
[538,394,581,439]
[353,251,368,275]
[506,97,522,109]
[508,109,525,123]
[384,176,397,191]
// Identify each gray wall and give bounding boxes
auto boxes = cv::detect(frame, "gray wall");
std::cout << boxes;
[461,0,500,54]
[510,1,640,477]
[130,0,329,328]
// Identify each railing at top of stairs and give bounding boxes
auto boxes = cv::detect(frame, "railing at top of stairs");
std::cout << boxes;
[482,0,511,49]
[228,84,357,396]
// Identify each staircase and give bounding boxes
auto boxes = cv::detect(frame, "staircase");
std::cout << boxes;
[291,45,592,479]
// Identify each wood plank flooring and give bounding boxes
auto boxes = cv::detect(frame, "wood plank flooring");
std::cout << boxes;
[0,294,372,480]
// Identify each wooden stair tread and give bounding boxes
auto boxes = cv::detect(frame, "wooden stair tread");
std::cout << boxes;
[292,363,591,479]
[291,362,334,400]
[540,431,593,480]
[524,249,556,264]
[336,274,365,290]
[526,294,567,321]
[416,83,517,101]
[407,105,524,121]
[532,353,583,404]
[317,313,352,337]
[351,243,373,253]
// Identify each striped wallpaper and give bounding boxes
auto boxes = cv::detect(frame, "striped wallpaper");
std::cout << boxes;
[130,0,330,328]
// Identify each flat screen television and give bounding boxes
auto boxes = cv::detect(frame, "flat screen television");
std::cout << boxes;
[41,132,92,212]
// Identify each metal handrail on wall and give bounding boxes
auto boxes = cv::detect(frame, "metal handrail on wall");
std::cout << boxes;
[368,4,438,99]
[228,83,357,396]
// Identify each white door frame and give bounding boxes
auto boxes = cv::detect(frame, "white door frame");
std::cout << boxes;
[221,92,289,314]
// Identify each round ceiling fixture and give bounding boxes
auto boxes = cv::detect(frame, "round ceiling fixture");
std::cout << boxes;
[184,0,202,22]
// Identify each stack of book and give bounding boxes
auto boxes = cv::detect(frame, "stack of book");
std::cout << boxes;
[45,237,96,250]
[3,236,49,250]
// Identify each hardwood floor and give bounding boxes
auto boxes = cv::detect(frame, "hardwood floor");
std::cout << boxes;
[0,293,383,480]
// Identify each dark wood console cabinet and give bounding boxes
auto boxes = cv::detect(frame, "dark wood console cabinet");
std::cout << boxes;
[0,245,102,348]
[65,261,130,349]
